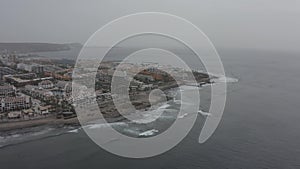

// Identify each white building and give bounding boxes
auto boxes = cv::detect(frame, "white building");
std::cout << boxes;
[24,85,54,101]
[38,80,54,89]
[17,63,44,74]
[0,96,31,112]
[0,85,16,97]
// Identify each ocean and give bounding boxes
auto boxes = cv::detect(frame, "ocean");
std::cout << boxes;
[0,47,300,169]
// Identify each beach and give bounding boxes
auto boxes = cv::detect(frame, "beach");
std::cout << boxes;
[0,116,79,132]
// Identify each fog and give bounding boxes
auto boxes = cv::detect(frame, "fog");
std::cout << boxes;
[0,0,299,52]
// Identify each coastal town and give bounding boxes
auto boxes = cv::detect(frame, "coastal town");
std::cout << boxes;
[0,50,211,131]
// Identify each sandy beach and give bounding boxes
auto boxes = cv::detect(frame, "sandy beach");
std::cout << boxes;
[0,116,79,132]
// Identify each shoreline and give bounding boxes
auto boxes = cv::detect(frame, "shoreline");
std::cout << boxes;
[0,76,212,134]
[0,116,80,133]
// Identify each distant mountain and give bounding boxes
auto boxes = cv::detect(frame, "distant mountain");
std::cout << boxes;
[0,43,82,53]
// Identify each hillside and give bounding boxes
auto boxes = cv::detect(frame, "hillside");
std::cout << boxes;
[0,43,81,53]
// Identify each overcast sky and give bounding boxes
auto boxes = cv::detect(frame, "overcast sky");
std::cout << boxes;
[0,0,299,52]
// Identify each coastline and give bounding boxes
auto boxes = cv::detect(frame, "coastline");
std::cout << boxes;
[0,84,178,133]
[0,73,212,134]
[0,116,79,132]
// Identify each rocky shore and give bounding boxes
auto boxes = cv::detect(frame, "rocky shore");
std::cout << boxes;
[0,72,212,133]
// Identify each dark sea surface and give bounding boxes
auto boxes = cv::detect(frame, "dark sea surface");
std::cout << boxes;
[1,48,300,169]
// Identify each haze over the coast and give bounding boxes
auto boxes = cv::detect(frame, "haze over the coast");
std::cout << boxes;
[1,1,300,169]
[0,0,299,52]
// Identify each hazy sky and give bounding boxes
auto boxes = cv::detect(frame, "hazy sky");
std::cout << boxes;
[1,0,299,52]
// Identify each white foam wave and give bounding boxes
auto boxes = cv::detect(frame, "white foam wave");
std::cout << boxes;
[139,129,159,137]
[31,128,54,136]
[158,104,170,109]
[198,110,211,116]
[129,103,172,124]
[180,85,200,90]
[200,83,212,87]
[178,113,188,119]
[211,76,238,83]
[68,129,79,133]
[84,122,127,129]
[132,110,164,124]
[123,128,141,135]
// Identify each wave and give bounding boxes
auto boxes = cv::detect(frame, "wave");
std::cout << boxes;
[0,125,81,148]
[158,104,170,109]
[68,129,79,133]
[211,76,239,83]
[84,122,127,130]
[198,110,211,116]
[0,125,74,149]
[123,128,141,136]
[138,129,159,137]
[178,113,188,119]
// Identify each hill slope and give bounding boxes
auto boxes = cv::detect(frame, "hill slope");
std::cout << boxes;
[0,43,81,53]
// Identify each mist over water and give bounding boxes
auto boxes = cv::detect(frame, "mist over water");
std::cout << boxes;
[1,48,300,169]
